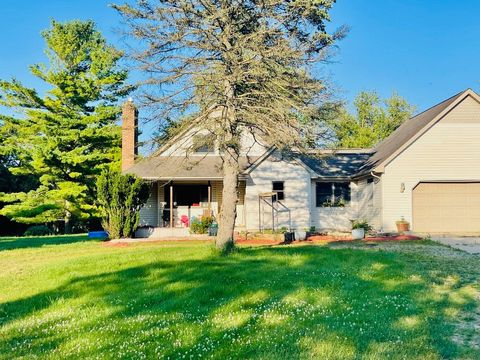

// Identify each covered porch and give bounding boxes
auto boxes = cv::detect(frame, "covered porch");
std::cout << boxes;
[136,179,246,237]
[126,155,252,238]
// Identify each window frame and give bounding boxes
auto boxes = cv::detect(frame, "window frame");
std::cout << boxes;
[272,181,285,201]
[315,182,351,207]
[192,134,215,154]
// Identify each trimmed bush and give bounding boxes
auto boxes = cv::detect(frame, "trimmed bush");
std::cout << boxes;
[96,168,150,239]
[24,225,52,236]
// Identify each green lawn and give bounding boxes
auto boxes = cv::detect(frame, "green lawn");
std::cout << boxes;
[0,236,479,359]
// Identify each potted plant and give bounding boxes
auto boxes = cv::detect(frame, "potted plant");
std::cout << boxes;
[351,219,372,240]
[282,227,296,244]
[305,226,317,239]
[396,217,410,233]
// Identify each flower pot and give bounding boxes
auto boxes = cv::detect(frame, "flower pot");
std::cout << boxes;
[396,221,410,233]
[284,232,295,244]
[295,230,306,241]
[351,228,365,240]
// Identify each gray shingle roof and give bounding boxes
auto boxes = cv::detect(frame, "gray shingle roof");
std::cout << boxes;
[127,90,470,181]
[300,151,373,179]
[126,155,259,179]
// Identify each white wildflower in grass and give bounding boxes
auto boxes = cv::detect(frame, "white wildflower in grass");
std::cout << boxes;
[0,238,478,358]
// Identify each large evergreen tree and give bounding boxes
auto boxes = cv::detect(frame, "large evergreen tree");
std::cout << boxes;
[115,0,345,251]
[0,20,130,232]
[329,91,415,148]
[0,130,38,235]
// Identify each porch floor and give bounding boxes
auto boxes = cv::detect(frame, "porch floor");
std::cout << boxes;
[135,227,192,239]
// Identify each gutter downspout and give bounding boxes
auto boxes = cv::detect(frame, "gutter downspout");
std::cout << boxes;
[370,171,381,182]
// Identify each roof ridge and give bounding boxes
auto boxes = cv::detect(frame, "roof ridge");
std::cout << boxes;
[356,89,472,176]
[371,89,467,153]
[407,89,465,122]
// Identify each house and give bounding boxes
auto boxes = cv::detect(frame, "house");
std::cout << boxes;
[123,89,480,237]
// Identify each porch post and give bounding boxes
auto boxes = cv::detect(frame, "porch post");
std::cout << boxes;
[207,181,211,214]
[170,183,173,228]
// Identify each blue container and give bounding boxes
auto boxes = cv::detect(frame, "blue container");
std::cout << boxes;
[88,231,109,239]
[208,223,218,236]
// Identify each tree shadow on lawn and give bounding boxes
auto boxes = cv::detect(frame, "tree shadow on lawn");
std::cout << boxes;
[0,234,93,252]
[0,245,477,359]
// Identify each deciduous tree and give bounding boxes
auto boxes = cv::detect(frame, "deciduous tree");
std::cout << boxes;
[114,0,345,251]
[329,91,415,148]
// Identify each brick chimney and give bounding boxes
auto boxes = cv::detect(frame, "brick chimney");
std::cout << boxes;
[121,98,138,171]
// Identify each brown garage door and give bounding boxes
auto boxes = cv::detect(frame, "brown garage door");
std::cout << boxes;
[413,182,480,233]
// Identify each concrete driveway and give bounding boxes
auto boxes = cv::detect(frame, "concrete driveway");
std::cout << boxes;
[431,237,480,254]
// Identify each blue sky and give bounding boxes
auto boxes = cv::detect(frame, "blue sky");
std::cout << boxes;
[1,0,479,137]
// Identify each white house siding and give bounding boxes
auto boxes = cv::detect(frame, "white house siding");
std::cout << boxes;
[310,181,358,231]
[371,177,383,230]
[161,127,268,157]
[235,181,246,227]
[245,153,311,231]
[162,128,220,156]
[381,95,480,231]
[139,182,159,226]
[355,178,382,230]
[356,179,369,218]
[239,132,270,157]
[308,179,380,231]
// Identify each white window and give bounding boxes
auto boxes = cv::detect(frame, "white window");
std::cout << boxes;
[272,181,285,201]
[192,135,214,153]
[316,182,351,207]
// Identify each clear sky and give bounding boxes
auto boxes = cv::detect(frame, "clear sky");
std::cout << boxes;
[1,0,479,136]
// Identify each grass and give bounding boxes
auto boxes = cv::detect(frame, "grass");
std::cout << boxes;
[0,236,479,359]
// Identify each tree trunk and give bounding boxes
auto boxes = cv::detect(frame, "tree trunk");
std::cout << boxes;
[216,73,238,252]
[216,150,239,251]
[64,209,72,234]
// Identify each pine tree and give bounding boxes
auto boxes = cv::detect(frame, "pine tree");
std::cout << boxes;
[0,20,130,232]
[114,0,345,251]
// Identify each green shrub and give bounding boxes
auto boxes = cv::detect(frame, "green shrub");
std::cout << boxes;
[96,168,150,239]
[24,225,53,236]
[351,219,372,232]
[190,216,214,234]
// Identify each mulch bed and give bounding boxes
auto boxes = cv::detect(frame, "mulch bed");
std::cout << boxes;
[364,234,422,241]
[306,234,422,243]
[102,234,422,247]
[235,234,422,246]
[236,238,284,246]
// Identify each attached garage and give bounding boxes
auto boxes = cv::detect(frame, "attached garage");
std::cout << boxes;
[413,182,480,233]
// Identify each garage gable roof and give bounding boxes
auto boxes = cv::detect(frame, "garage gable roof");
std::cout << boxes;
[358,88,479,175]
